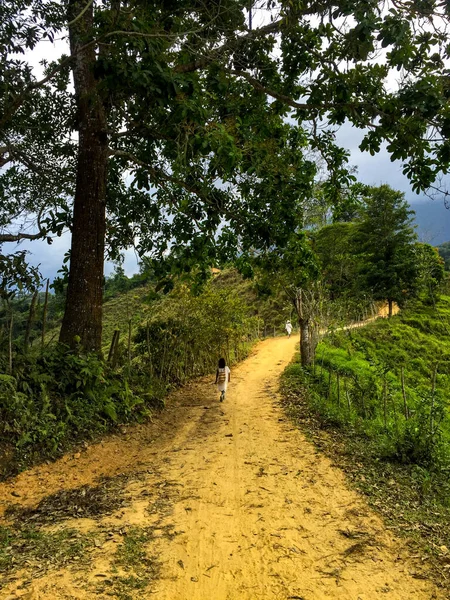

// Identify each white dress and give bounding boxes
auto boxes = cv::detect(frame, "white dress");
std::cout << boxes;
[217,366,231,392]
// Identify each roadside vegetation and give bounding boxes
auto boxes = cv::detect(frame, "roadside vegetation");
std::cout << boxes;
[281,295,450,583]
[0,182,446,482]
[0,268,288,478]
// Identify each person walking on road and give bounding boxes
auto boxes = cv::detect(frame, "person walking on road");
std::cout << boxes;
[285,320,292,338]
[215,357,231,402]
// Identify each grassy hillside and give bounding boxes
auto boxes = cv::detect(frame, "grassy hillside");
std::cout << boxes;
[281,297,450,580]
[284,296,450,468]
[101,268,293,355]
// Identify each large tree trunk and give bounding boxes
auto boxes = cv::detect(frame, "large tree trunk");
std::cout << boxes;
[388,298,393,318]
[293,290,316,367]
[59,0,108,352]
[299,318,314,367]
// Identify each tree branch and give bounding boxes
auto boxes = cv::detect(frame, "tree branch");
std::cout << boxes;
[67,0,95,27]
[0,146,11,168]
[228,69,378,122]
[108,148,243,224]
[0,231,46,243]
[108,148,200,193]
[173,19,284,74]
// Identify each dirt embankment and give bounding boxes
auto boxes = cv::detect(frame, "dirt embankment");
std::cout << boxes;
[0,331,441,599]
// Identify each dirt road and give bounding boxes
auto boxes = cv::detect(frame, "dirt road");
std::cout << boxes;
[0,336,441,599]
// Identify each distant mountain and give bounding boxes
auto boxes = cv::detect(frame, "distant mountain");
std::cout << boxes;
[409,200,450,246]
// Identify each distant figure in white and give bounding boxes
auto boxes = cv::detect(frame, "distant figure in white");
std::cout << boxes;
[215,357,231,402]
[285,320,292,338]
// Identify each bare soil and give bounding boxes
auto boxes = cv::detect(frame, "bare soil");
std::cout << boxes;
[0,335,442,599]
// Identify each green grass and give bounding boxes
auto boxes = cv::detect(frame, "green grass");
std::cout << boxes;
[282,295,450,486]
[280,298,450,590]
[309,297,450,461]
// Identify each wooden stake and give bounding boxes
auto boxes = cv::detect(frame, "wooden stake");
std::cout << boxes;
[430,364,438,437]
[108,329,120,365]
[127,318,132,375]
[337,372,341,407]
[41,279,49,350]
[327,369,332,399]
[146,322,153,377]
[344,378,351,413]
[401,367,409,419]
[24,289,38,352]
[8,304,13,374]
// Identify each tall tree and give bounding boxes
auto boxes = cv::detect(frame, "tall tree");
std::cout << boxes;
[414,242,445,306]
[2,0,450,351]
[356,185,418,317]
[314,221,360,300]
[254,233,324,366]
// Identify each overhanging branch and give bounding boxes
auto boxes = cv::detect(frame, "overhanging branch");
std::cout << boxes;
[229,69,378,124]
[0,231,46,243]
[108,148,244,225]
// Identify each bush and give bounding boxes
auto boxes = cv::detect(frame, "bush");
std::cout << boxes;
[134,284,259,384]
[0,346,149,476]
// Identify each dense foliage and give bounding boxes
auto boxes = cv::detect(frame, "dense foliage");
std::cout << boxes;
[355,185,418,315]
[438,241,450,271]
[253,184,443,365]
[0,349,144,477]
[3,0,450,350]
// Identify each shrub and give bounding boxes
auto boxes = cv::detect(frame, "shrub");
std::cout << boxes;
[0,346,149,476]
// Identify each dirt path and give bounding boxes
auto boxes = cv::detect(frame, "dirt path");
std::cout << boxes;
[0,336,441,599]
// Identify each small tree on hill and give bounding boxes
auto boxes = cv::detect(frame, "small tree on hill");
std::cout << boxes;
[313,221,360,300]
[414,243,445,306]
[356,185,418,317]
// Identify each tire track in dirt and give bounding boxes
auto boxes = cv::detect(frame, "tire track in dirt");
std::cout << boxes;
[0,335,442,599]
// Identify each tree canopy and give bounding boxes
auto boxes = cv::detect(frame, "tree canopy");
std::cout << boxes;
[2,0,450,350]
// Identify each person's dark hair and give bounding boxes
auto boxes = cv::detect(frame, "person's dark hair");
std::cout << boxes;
[218,357,226,368]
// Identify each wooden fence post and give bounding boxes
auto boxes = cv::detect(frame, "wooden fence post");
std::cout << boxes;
[430,364,438,438]
[41,278,49,350]
[108,329,120,367]
[344,378,351,414]
[24,289,39,353]
[127,319,132,375]
[146,322,154,377]
[337,372,341,408]
[8,304,13,374]
[401,367,409,419]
